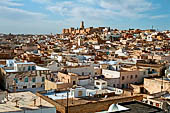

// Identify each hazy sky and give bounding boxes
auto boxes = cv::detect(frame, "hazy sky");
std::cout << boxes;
[0,0,170,34]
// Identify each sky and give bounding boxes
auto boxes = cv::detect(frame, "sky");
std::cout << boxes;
[0,0,170,34]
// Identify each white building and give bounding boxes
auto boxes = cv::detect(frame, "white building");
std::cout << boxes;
[47,61,61,72]
[0,61,50,92]
[146,35,153,41]
[94,79,107,90]
[102,69,120,87]
[70,86,86,98]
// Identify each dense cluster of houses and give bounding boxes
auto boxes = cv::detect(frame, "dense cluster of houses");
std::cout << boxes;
[0,22,170,113]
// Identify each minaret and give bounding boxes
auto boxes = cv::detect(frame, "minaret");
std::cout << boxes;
[80,21,84,29]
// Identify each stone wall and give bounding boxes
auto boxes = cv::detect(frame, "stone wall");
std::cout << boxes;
[68,95,143,113]
[36,92,66,113]
[37,92,143,113]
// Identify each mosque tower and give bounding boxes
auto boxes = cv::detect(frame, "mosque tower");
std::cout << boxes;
[80,21,84,29]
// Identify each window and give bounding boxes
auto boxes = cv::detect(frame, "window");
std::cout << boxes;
[82,72,84,75]
[32,85,36,88]
[96,82,100,85]
[23,86,27,89]
[152,69,155,72]
[78,91,83,96]
[32,66,35,70]
[42,77,45,82]
[135,75,137,78]
[32,78,36,82]
[23,67,25,71]
[122,76,125,80]
[148,68,151,73]
[18,68,21,72]
[102,82,106,85]
[28,66,31,71]
[156,103,159,107]
[24,77,28,82]
[143,71,145,75]
[14,78,18,83]
[126,84,128,88]
[41,84,44,87]
[113,84,115,87]
[122,84,124,88]
[130,75,133,79]
[150,101,153,105]
[73,81,76,85]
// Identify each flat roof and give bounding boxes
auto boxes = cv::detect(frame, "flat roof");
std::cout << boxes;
[98,61,117,65]
[36,66,49,71]
[41,88,124,106]
[154,78,170,82]
[15,62,35,65]
[118,101,164,113]
[63,65,91,69]
[95,79,107,82]
[5,66,49,73]
[5,69,17,73]
[52,94,130,107]
[0,92,55,113]
[97,101,164,113]
[44,91,71,100]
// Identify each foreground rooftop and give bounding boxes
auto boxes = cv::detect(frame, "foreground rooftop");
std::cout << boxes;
[0,91,55,113]
[97,101,164,113]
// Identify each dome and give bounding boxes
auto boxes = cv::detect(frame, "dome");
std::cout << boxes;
[167,74,170,79]
[108,104,119,112]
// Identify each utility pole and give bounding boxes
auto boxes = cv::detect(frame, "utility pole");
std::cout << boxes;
[161,73,164,92]
[66,91,69,113]
[161,76,163,92]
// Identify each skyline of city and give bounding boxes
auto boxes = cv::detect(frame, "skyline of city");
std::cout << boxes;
[0,0,170,34]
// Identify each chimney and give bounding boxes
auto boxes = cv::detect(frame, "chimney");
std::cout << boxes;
[34,99,36,106]
[15,100,19,107]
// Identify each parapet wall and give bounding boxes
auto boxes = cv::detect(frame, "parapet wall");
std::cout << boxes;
[68,95,143,113]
